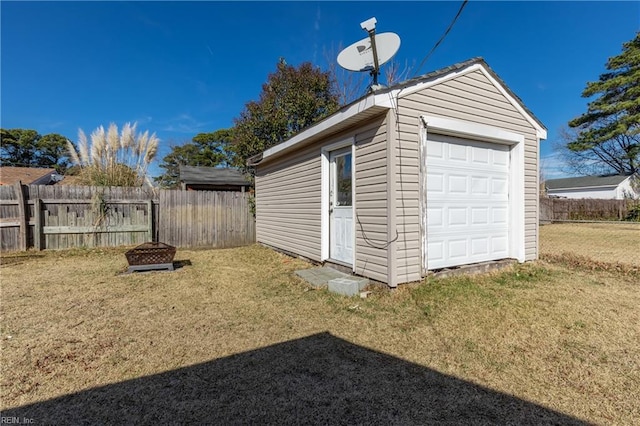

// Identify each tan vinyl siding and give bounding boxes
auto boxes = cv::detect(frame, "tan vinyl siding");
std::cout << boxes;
[256,143,322,261]
[256,114,389,283]
[395,69,540,281]
[394,101,422,283]
[355,116,388,283]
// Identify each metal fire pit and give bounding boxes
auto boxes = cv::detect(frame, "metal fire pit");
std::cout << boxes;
[125,242,176,273]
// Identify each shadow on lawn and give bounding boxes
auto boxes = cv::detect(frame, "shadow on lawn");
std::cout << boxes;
[4,332,586,425]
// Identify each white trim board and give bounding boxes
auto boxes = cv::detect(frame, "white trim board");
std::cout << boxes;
[321,137,355,268]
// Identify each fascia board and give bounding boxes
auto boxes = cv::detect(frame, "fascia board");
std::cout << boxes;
[261,94,387,161]
[548,185,619,191]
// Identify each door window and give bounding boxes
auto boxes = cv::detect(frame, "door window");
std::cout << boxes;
[335,153,352,206]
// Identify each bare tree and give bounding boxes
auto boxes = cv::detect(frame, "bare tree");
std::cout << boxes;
[323,43,368,105]
[383,58,416,87]
[555,125,639,176]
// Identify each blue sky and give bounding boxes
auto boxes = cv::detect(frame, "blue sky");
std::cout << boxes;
[1,1,638,179]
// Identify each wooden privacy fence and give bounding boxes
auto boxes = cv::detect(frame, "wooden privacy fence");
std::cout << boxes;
[540,197,638,222]
[0,183,255,252]
[158,189,254,248]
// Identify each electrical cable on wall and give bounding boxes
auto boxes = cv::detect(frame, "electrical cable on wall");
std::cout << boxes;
[414,0,469,77]
[356,212,398,250]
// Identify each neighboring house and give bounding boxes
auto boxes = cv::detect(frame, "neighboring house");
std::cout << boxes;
[249,57,547,287]
[0,166,63,186]
[545,174,638,199]
[179,166,250,191]
[57,174,83,185]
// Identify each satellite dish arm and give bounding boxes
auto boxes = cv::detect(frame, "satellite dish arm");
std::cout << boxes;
[367,29,380,85]
[361,17,380,85]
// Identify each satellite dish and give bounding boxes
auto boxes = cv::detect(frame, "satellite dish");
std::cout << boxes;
[337,32,401,73]
[337,17,401,92]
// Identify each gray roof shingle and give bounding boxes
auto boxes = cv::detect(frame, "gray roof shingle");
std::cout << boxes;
[545,174,631,190]
[179,166,250,186]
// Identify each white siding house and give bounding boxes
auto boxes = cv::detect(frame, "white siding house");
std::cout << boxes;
[546,175,638,199]
[249,58,547,287]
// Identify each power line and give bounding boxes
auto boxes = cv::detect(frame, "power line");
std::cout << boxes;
[414,0,469,77]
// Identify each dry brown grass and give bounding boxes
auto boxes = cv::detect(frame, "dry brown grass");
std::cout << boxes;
[540,222,640,266]
[1,245,639,424]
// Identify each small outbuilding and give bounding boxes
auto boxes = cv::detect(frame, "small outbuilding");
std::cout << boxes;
[179,166,250,192]
[545,174,637,199]
[0,166,63,186]
[249,58,547,287]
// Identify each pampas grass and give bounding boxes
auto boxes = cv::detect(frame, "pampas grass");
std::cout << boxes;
[67,122,159,187]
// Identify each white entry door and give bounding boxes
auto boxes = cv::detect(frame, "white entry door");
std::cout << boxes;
[425,134,510,270]
[329,148,353,264]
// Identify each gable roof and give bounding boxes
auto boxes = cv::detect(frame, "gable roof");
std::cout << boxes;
[546,174,632,190]
[0,166,63,186]
[393,57,546,132]
[249,57,546,166]
[179,166,250,186]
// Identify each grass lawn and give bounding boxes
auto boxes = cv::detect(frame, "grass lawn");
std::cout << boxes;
[1,244,639,424]
[540,222,640,266]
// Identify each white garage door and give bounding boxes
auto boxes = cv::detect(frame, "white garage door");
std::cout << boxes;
[425,133,510,270]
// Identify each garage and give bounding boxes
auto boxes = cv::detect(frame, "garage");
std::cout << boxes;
[253,58,546,287]
[424,133,511,270]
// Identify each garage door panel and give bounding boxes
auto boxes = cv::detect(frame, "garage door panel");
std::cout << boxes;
[471,207,488,225]
[471,237,489,256]
[427,241,445,263]
[427,170,508,200]
[426,135,510,270]
[448,207,467,226]
[492,178,508,196]
[493,149,509,166]
[426,139,444,159]
[472,146,489,164]
[427,234,509,269]
[449,144,468,161]
[448,239,468,260]
[492,235,508,254]
[429,226,508,238]
[426,172,445,193]
[492,207,508,225]
[427,207,444,227]
[471,176,489,195]
[428,205,506,231]
[448,175,468,193]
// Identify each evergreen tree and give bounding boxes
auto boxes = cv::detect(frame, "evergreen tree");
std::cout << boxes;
[567,33,640,175]
[0,128,72,173]
[154,129,234,188]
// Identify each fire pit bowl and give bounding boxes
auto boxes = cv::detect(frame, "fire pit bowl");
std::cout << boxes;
[125,242,176,272]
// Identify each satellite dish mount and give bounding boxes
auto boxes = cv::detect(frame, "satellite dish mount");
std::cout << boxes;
[337,17,401,93]
[360,17,381,86]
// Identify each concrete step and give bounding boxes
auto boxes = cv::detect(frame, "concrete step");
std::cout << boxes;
[295,267,349,288]
[328,277,370,297]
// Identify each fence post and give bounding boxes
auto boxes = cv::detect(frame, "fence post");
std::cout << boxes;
[147,199,154,242]
[14,181,28,251]
[34,198,43,250]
